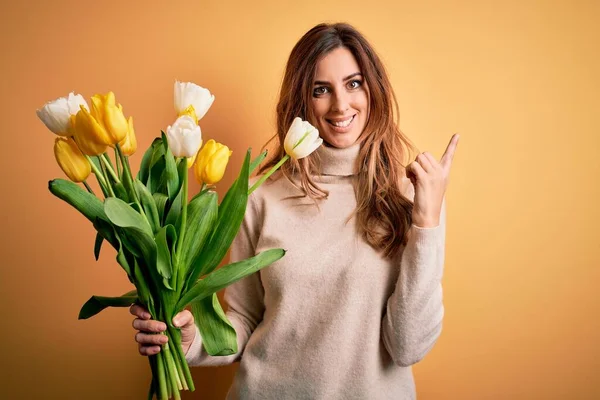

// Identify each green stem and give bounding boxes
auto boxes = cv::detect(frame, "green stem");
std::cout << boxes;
[82,180,95,196]
[175,165,189,286]
[164,342,182,398]
[85,155,109,196]
[71,136,109,197]
[99,157,115,197]
[167,325,194,392]
[156,353,168,400]
[164,356,172,399]
[171,342,188,391]
[116,143,148,221]
[100,153,120,183]
[114,147,122,178]
[248,154,289,195]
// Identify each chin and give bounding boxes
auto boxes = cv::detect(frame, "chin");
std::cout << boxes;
[322,134,360,149]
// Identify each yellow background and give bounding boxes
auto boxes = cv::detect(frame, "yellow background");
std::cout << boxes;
[1,0,598,399]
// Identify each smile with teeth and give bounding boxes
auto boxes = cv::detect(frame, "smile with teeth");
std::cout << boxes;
[327,115,355,128]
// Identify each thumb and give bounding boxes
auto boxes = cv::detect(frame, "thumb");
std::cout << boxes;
[173,310,196,340]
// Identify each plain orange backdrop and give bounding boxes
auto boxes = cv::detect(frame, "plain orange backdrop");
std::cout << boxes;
[1,0,599,399]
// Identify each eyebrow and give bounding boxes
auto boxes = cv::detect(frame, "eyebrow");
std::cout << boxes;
[313,72,362,86]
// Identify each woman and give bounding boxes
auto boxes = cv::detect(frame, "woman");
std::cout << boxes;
[131,22,459,399]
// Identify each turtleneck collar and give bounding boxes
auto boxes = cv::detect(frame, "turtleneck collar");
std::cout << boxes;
[315,141,361,176]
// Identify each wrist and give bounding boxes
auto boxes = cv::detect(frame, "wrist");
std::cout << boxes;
[412,215,439,228]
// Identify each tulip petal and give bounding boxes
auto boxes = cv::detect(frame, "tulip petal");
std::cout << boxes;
[204,146,231,184]
[67,92,89,114]
[105,104,129,143]
[119,117,137,155]
[166,115,201,157]
[36,96,71,135]
[283,117,304,155]
[74,108,109,155]
[166,124,183,157]
[180,125,202,158]
[54,137,91,182]
[174,81,215,120]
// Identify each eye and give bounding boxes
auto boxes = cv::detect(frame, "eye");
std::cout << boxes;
[348,80,362,89]
[313,86,329,97]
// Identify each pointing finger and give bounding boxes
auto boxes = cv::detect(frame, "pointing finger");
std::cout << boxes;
[441,134,459,169]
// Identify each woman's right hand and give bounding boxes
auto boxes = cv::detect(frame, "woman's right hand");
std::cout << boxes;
[130,304,197,356]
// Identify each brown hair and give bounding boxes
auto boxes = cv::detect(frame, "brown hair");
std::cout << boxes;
[258,22,418,258]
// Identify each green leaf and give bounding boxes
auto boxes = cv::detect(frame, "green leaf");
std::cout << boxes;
[113,182,129,202]
[116,225,157,270]
[191,294,237,356]
[176,157,188,195]
[162,133,180,203]
[115,240,133,279]
[131,256,153,314]
[250,149,268,174]
[94,233,103,261]
[177,248,285,311]
[78,290,137,319]
[92,217,118,249]
[148,158,166,194]
[48,179,106,224]
[104,197,153,237]
[185,149,251,291]
[135,179,160,234]
[155,225,177,290]
[160,131,169,153]
[92,218,133,279]
[121,165,138,204]
[164,189,182,231]
[138,138,162,184]
[151,136,167,168]
[179,191,218,286]
[153,193,168,224]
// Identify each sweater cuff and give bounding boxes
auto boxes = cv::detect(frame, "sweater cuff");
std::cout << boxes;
[410,222,445,248]
[184,325,203,365]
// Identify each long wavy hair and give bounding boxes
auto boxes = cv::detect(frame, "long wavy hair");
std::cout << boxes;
[257,22,418,258]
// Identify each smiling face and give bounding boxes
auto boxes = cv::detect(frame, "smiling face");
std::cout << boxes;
[310,47,370,149]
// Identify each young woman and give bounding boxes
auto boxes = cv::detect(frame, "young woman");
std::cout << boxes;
[131,22,459,399]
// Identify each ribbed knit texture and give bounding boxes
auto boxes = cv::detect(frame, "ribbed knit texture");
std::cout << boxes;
[185,142,446,400]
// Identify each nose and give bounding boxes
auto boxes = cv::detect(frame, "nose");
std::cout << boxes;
[331,91,349,113]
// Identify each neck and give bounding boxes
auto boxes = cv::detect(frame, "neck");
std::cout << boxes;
[316,141,361,176]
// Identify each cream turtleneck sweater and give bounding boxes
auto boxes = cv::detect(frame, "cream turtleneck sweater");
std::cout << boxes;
[185,142,446,400]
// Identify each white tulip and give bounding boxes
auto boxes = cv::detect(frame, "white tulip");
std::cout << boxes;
[283,117,323,160]
[174,81,215,120]
[36,92,89,136]
[166,115,203,158]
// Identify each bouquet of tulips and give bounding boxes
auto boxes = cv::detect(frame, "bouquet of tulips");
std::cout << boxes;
[37,81,322,399]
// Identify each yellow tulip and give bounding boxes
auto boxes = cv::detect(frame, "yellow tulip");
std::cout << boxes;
[194,139,232,185]
[90,92,129,144]
[73,106,108,156]
[117,116,137,156]
[54,137,91,182]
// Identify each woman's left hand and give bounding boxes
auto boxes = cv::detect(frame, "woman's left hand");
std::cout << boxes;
[406,134,460,228]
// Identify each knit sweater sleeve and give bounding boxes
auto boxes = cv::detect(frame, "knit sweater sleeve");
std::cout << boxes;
[185,192,265,367]
[381,197,446,367]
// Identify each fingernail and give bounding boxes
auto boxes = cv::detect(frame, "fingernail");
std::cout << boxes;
[173,318,180,327]
[160,336,168,343]
[143,312,151,319]
[160,323,167,331]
